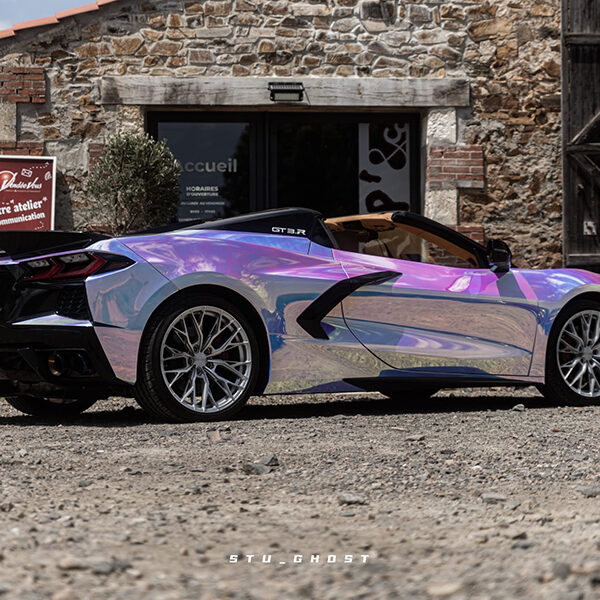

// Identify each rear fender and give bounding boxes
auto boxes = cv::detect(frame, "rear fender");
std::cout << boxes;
[120,232,389,392]
[85,239,178,384]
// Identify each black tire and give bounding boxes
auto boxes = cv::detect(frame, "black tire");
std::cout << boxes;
[380,389,439,401]
[135,292,260,422]
[541,298,600,405]
[5,395,97,418]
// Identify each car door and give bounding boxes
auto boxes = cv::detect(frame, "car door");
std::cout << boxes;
[326,213,539,377]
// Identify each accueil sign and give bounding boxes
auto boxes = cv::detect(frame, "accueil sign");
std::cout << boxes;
[184,158,238,174]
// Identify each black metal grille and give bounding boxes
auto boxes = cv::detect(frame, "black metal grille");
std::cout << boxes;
[57,286,90,320]
[0,266,15,293]
[0,266,16,321]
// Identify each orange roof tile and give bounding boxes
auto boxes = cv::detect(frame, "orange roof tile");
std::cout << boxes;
[55,4,99,20]
[0,0,124,40]
[13,16,60,32]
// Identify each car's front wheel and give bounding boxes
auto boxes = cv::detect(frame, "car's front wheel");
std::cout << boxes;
[542,299,600,405]
[5,395,97,418]
[135,293,260,422]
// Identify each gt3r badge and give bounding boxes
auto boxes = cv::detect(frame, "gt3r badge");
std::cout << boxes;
[272,227,306,236]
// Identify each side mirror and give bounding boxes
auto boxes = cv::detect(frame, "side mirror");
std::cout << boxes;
[487,239,512,273]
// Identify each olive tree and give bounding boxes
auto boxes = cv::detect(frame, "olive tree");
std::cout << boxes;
[87,133,181,235]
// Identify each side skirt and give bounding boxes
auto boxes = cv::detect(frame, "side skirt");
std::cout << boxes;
[345,376,539,392]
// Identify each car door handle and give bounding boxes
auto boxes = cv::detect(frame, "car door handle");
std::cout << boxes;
[297,270,401,340]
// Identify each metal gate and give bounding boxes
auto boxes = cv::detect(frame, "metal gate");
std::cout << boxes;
[563,0,600,266]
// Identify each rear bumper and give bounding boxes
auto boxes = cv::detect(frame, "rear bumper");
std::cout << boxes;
[0,322,131,399]
[0,239,170,393]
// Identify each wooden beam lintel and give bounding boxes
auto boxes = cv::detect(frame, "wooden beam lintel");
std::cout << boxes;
[100,76,471,108]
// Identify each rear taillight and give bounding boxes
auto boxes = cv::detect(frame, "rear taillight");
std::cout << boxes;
[23,251,134,282]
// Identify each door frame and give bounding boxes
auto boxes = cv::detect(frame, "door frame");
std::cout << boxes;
[561,0,600,267]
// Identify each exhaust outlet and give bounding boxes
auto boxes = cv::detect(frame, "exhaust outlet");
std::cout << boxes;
[48,352,65,377]
[47,351,93,378]
[72,352,90,376]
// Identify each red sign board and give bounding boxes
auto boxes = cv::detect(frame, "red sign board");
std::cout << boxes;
[0,156,56,230]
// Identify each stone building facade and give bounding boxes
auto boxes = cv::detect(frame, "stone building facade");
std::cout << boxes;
[0,0,562,267]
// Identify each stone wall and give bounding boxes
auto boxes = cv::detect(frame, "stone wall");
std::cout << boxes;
[457,1,563,268]
[0,0,562,267]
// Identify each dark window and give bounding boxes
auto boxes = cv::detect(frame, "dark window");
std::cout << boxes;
[156,119,253,222]
[271,117,358,217]
[149,112,420,222]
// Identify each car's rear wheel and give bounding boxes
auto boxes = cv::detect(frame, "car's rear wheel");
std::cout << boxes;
[135,293,260,422]
[4,395,97,418]
[542,299,600,405]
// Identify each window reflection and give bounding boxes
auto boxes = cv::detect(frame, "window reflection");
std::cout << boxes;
[157,122,250,221]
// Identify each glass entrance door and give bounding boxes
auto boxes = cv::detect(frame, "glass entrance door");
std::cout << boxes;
[156,118,255,222]
[270,115,358,217]
[358,120,412,214]
[150,112,419,222]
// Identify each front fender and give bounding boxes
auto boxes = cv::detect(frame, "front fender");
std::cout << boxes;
[521,267,600,378]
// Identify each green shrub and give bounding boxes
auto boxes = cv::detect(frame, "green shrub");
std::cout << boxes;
[87,133,181,235]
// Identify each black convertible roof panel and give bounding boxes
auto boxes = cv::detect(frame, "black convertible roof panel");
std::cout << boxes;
[190,208,336,248]
[391,210,489,267]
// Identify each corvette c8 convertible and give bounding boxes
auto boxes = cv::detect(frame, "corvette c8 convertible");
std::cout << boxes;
[0,207,599,421]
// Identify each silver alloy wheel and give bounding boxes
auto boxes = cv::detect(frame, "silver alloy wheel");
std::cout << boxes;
[159,306,252,413]
[557,309,600,398]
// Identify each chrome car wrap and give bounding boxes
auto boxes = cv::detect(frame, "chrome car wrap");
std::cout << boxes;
[0,208,599,408]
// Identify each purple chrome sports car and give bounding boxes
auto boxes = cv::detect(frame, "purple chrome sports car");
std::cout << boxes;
[0,207,599,421]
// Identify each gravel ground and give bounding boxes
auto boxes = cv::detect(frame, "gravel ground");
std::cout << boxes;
[2,388,600,599]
